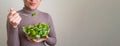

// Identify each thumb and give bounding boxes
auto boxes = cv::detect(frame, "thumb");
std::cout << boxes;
[10,7,14,12]
[9,7,17,15]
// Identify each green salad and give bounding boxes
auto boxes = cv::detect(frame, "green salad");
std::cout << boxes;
[22,23,50,39]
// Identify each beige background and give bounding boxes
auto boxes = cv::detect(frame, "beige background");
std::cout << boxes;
[0,0,120,46]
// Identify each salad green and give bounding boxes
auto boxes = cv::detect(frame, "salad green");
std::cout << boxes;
[31,12,36,16]
[22,23,50,39]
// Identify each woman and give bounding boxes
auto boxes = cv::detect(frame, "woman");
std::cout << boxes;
[6,0,56,46]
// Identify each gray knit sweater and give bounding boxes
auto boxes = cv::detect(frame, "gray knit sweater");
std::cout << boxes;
[7,7,56,46]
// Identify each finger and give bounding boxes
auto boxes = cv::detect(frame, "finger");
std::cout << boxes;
[10,16,19,26]
[11,10,17,17]
[32,39,40,42]
[45,36,49,39]
[11,21,17,27]
[10,13,19,21]
[18,17,22,24]
[13,16,21,26]
[10,15,17,22]
[34,40,41,42]
[27,37,33,42]
[10,8,14,12]
[27,37,31,41]
[15,17,21,24]
[8,11,17,20]
[9,8,16,14]
[11,14,21,28]
[8,8,16,19]
[12,16,19,24]
[15,15,21,24]
[7,8,13,18]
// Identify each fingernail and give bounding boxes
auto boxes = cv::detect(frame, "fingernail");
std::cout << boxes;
[10,8,14,11]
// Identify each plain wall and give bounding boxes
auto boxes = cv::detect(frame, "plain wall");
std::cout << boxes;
[0,0,120,46]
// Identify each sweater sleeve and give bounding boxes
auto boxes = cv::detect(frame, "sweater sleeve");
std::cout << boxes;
[45,14,57,46]
[6,19,20,46]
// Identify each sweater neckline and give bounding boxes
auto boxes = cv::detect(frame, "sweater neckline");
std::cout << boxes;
[22,6,38,14]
